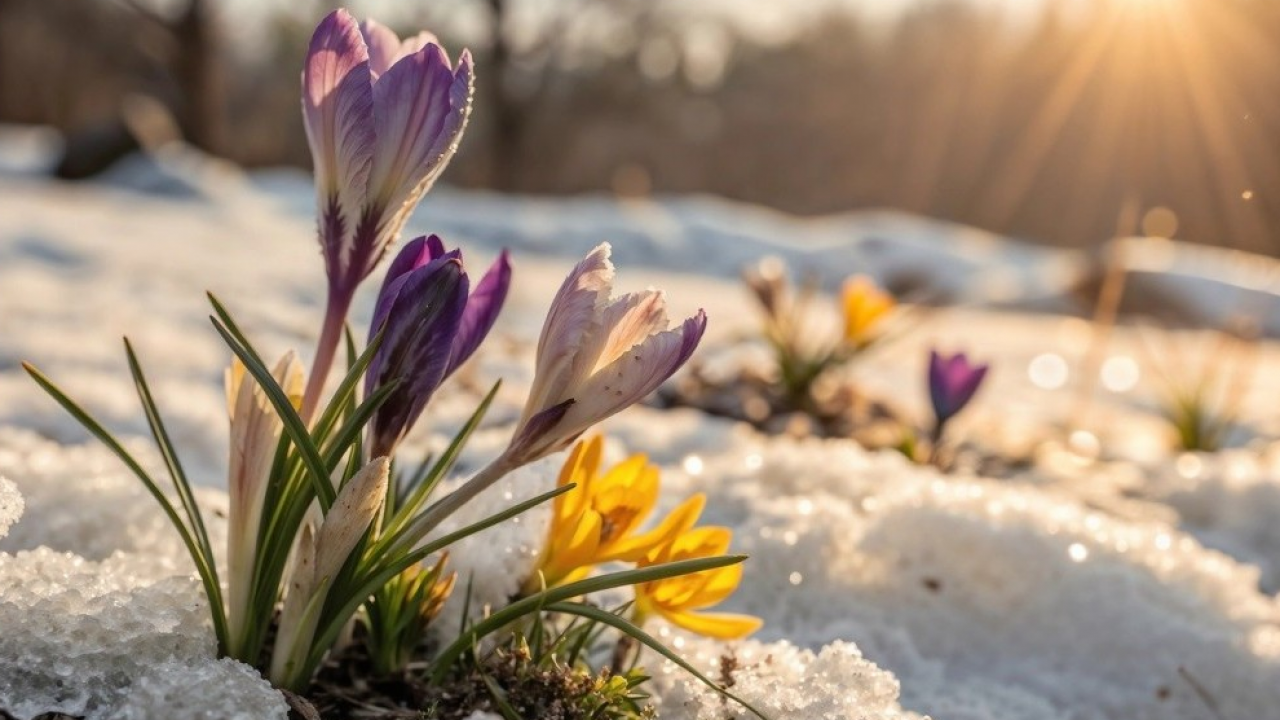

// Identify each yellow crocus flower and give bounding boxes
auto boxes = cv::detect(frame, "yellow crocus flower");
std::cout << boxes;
[529,436,705,592]
[841,275,895,346]
[634,525,762,640]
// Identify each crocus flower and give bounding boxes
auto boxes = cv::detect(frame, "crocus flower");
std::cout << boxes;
[365,235,511,458]
[398,244,707,547]
[928,349,989,436]
[524,436,705,593]
[634,524,762,640]
[272,456,390,689]
[841,275,894,347]
[224,352,305,654]
[300,9,474,417]
[509,243,707,463]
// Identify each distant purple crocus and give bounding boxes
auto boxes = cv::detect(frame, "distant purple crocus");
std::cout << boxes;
[300,9,473,418]
[365,235,511,457]
[928,349,989,438]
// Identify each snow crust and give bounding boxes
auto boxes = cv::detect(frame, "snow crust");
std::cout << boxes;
[648,639,921,720]
[0,533,284,719]
[0,476,20,540]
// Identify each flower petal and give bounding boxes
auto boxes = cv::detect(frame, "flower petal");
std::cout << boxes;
[446,249,512,377]
[368,43,472,212]
[575,290,669,382]
[659,609,762,639]
[368,235,446,343]
[524,244,614,418]
[359,18,402,79]
[303,10,375,278]
[367,257,469,455]
[315,457,389,584]
[610,493,705,563]
[558,309,706,440]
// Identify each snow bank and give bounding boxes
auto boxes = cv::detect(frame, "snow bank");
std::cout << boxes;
[659,434,1280,720]
[417,418,1280,719]
[0,431,285,720]
[1142,448,1280,593]
[649,639,921,720]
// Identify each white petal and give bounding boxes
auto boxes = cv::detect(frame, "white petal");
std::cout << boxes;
[314,457,389,584]
[523,244,613,419]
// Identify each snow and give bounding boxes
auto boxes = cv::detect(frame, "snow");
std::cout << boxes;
[2,129,1280,718]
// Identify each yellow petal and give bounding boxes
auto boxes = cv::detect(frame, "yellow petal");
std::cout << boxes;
[618,494,707,564]
[842,275,894,343]
[553,436,601,523]
[660,609,762,639]
[683,563,744,608]
[667,526,732,561]
[542,508,602,585]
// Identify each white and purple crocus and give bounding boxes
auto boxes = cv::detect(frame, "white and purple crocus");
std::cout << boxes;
[301,9,473,417]
[927,349,989,441]
[365,235,511,458]
[401,242,707,544]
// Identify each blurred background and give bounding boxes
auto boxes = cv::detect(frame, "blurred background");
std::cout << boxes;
[3,0,1278,254]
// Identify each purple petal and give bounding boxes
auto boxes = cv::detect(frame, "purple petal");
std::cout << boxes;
[368,235,448,349]
[367,43,473,211]
[507,399,576,461]
[928,349,988,427]
[952,363,989,410]
[367,258,470,456]
[359,19,402,79]
[303,10,375,283]
[361,19,441,80]
[446,249,512,378]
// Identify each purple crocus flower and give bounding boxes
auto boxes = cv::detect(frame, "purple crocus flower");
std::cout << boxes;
[928,349,989,436]
[300,10,473,418]
[365,235,511,457]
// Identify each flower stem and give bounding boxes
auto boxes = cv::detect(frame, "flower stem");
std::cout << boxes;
[302,289,352,422]
[403,454,518,549]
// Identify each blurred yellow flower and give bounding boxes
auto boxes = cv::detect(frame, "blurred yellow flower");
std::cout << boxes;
[841,275,895,346]
[528,436,704,592]
[634,525,762,639]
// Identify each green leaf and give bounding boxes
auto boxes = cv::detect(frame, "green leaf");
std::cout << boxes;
[207,308,335,511]
[428,555,747,685]
[381,381,502,545]
[122,340,226,634]
[302,484,576,678]
[23,361,230,652]
[548,601,770,720]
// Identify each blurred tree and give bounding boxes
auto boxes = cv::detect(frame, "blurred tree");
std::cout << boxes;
[4,0,1280,255]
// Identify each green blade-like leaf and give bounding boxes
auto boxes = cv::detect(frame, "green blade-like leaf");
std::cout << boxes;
[321,380,399,482]
[548,601,770,720]
[304,484,574,676]
[209,315,335,511]
[122,340,224,626]
[22,362,230,652]
[310,325,385,456]
[429,555,747,685]
[384,381,502,542]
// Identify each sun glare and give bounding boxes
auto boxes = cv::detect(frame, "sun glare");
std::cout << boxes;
[1115,0,1184,15]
